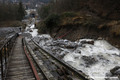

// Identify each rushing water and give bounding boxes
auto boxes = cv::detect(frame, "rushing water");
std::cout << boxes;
[26,24,120,80]
[33,35,120,80]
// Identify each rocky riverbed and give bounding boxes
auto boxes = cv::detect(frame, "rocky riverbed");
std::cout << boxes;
[32,35,120,80]
[25,23,120,80]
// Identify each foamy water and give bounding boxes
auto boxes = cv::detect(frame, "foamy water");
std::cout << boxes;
[32,34,120,80]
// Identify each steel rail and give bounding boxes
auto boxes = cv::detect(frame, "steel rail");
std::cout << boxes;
[23,38,52,80]
[23,45,41,80]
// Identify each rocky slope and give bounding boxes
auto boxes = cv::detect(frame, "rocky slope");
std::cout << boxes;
[48,0,120,48]
[37,0,120,48]
[50,23,120,49]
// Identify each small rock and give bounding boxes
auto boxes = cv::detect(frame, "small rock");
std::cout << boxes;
[65,43,78,49]
[65,45,76,49]
[29,30,33,32]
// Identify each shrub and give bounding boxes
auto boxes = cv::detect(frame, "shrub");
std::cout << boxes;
[37,14,60,33]
[45,14,60,29]
[0,2,25,21]
[38,4,51,19]
[36,21,47,33]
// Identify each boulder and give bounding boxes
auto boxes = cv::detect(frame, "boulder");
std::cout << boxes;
[110,66,120,75]
[114,69,120,75]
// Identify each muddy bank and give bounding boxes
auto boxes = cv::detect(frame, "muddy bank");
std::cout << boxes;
[51,24,120,49]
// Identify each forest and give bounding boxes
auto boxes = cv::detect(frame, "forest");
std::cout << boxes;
[0,2,25,27]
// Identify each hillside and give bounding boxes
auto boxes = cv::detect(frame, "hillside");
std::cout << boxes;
[37,0,120,48]
[52,0,120,20]
[88,0,120,20]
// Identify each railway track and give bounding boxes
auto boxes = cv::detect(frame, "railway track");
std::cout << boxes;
[23,38,92,80]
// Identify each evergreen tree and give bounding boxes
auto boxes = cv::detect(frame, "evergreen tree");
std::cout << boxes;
[17,2,25,21]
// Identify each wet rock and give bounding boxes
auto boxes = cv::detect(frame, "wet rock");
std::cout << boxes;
[105,77,119,80]
[106,72,112,77]
[75,50,81,54]
[110,66,120,75]
[97,55,105,60]
[105,72,119,80]
[65,45,77,49]
[57,53,66,59]
[105,66,120,80]
[51,40,67,47]
[115,69,120,75]
[82,56,98,67]
[74,56,80,59]
[81,41,94,45]
[59,42,78,49]
[26,28,31,31]
[97,55,109,63]
[52,48,63,54]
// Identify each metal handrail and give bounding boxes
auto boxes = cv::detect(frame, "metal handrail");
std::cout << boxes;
[0,33,18,80]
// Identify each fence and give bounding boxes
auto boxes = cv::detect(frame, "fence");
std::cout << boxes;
[0,33,18,80]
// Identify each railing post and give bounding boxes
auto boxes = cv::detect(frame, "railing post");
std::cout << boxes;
[7,42,10,57]
[0,33,18,80]
[7,42,9,57]
[0,49,3,80]
[4,45,7,70]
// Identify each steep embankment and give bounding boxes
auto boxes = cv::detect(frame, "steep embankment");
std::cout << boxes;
[38,0,120,48]
[88,0,120,20]
[77,0,120,20]
[49,0,120,48]
[51,24,120,48]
